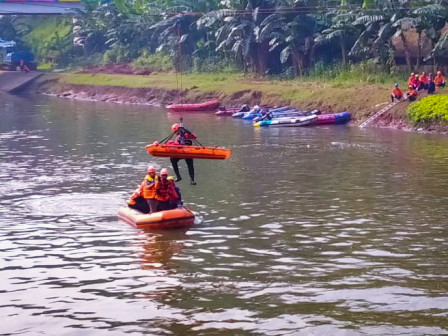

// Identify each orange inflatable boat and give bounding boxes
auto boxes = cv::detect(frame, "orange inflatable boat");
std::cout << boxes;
[146,144,232,160]
[118,207,195,229]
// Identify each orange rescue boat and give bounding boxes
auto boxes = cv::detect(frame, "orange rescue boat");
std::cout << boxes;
[146,143,232,160]
[118,207,195,229]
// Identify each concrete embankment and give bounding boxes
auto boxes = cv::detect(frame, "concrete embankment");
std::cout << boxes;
[0,71,42,93]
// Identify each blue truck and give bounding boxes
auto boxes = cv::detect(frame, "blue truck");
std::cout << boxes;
[0,39,37,71]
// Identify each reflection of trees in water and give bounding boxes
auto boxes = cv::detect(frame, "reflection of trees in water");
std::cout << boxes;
[138,229,189,271]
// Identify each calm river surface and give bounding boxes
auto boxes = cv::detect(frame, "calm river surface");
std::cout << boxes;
[1,94,448,336]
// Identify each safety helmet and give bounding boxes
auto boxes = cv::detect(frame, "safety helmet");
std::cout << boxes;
[415,74,419,78]
[147,165,156,173]
[409,85,413,88]
[422,71,426,75]
[253,105,260,110]
[160,168,169,176]
[171,123,180,132]
[411,72,414,76]
[437,71,442,75]
[394,83,399,87]
[167,176,175,181]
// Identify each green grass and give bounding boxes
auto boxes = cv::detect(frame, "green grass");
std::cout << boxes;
[59,72,394,118]
[408,95,448,122]
[37,63,52,70]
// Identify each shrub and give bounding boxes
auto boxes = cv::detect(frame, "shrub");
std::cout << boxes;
[408,95,448,123]
[132,51,173,72]
[102,45,131,64]
[192,55,240,73]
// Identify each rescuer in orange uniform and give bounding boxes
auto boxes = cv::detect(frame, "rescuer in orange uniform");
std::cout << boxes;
[419,72,429,90]
[128,186,150,213]
[391,83,403,102]
[142,165,159,213]
[406,85,418,102]
[155,168,178,211]
[434,71,446,88]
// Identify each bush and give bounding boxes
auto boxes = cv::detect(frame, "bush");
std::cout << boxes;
[102,45,131,64]
[408,95,448,123]
[192,55,240,73]
[132,51,173,72]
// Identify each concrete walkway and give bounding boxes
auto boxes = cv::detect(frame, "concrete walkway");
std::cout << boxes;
[0,71,42,93]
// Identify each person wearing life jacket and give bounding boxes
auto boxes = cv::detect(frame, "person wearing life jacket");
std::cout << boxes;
[408,72,415,87]
[419,72,429,90]
[128,185,150,213]
[391,83,403,102]
[406,85,418,102]
[141,165,159,213]
[412,74,421,90]
[170,123,197,185]
[155,168,178,211]
[434,71,445,88]
[239,104,250,112]
[167,176,183,209]
[259,108,274,121]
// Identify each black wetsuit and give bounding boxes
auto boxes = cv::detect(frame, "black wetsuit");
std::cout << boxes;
[170,127,196,183]
[129,196,150,214]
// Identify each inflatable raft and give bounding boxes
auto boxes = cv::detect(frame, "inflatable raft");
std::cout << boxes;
[166,100,220,112]
[146,143,232,160]
[215,108,240,116]
[315,112,351,125]
[254,115,318,127]
[118,207,195,229]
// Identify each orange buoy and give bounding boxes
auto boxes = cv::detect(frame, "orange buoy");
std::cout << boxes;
[118,207,195,229]
[145,143,231,160]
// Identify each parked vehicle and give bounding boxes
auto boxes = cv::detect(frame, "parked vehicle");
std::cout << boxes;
[0,39,36,71]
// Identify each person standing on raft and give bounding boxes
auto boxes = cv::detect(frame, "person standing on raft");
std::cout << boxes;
[142,165,159,213]
[170,123,197,185]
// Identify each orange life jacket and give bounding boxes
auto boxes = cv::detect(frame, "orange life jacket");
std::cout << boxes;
[435,75,445,85]
[408,76,414,86]
[407,89,417,97]
[155,179,178,202]
[392,88,403,97]
[128,188,142,205]
[142,175,158,199]
[419,75,428,84]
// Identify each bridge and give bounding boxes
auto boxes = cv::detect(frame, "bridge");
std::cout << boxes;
[0,1,84,15]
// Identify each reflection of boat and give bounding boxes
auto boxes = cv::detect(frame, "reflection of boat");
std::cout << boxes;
[146,143,232,160]
[166,100,220,112]
[314,112,351,125]
[254,115,318,127]
[118,207,195,229]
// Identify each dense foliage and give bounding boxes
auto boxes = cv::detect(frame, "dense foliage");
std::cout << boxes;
[408,94,448,122]
[3,0,448,75]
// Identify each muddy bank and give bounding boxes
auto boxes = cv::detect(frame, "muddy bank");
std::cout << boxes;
[29,74,447,133]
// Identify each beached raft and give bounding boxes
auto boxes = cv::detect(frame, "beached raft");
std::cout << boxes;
[118,207,195,229]
[315,112,351,125]
[146,143,232,160]
[254,115,318,127]
[166,100,220,112]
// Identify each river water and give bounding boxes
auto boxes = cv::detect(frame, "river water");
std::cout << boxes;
[1,94,447,335]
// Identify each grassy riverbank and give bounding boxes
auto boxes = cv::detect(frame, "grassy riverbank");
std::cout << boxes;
[33,71,447,132]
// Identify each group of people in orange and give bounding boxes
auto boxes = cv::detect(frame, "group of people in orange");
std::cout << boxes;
[391,71,446,103]
[127,166,182,214]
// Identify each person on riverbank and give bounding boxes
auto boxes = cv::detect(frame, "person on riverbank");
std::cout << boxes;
[391,83,403,102]
[406,85,418,102]
[435,71,445,88]
[419,72,429,90]
[412,74,421,90]
[142,165,159,213]
[170,123,197,185]
[155,168,178,211]
[128,186,150,213]
[408,72,415,87]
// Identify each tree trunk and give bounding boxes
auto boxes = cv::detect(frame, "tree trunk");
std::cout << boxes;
[340,39,347,65]
[416,31,421,70]
[400,31,412,72]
